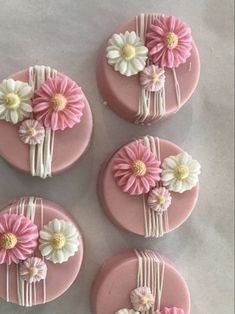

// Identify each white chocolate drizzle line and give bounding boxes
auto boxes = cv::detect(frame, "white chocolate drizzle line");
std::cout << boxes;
[6,197,46,306]
[28,65,57,179]
[141,136,169,238]
[135,13,166,124]
[135,249,165,313]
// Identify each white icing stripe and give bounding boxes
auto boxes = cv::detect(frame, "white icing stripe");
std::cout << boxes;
[135,250,165,312]
[172,67,181,111]
[141,136,169,238]
[40,198,46,304]
[135,14,166,124]
[28,65,57,179]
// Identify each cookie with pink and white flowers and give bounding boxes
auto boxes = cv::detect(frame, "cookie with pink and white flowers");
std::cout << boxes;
[0,65,93,178]
[98,135,201,238]
[91,249,190,314]
[0,196,83,306]
[97,14,200,124]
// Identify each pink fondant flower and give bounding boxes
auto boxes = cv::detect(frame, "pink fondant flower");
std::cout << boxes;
[113,142,162,195]
[32,75,85,131]
[19,257,47,283]
[0,214,38,265]
[157,307,185,314]
[140,65,165,92]
[130,286,155,311]
[147,187,172,212]
[19,119,45,145]
[146,16,192,68]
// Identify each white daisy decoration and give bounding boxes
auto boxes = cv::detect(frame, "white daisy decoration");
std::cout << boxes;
[115,309,139,314]
[0,79,33,124]
[161,152,201,193]
[39,219,79,264]
[106,31,148,77]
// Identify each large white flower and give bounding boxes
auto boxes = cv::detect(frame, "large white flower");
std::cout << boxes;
[161,152,201,193]
[0,79,33,124]
[106,31,148,77]
[39,219,79,264]
[115,309,139,314]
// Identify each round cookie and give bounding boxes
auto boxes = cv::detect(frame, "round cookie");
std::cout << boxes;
[97,14,200,124]
[0,196,83,306]
[0,65,93,178]
[92,249,190,314]
[98,135,200,237]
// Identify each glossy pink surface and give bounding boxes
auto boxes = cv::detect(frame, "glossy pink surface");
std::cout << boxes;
[91,250,190,314]
[0,69,93,175]
[0,197,84,306]
[98,138,199,236]
[97,17,200,123]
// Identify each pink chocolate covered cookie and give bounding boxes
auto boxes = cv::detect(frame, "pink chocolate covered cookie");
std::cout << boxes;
[91,249,190,314]
[0,65,93,178]
[0,196,83,306]
[97,14,200,124]
[98,136,201,237]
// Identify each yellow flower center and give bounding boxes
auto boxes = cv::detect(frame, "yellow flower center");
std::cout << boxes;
[158,196,166,205]
[131,160,146,176]
[165,32,178,49]
[4,93,21,109]
[27,127,37,137]
[140,296,149,305]
[51,94,67,111]
[122,44,136,60]
[175,165,189,180]
[152,73,159,82]
[0,233,17,249]
[51,233,66,249]
[29,267,38,278]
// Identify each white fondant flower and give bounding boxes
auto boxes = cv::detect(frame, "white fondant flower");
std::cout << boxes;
[147,187,172,212]
[0,79,33,124]
[106,31,148,77]
[115,309,139,314]
[19,119,45,145]
[130,286,155,311]
[161,152,201,193]
[39,219,79,264]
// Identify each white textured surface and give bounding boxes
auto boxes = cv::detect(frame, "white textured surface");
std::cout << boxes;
[0,0,233,313]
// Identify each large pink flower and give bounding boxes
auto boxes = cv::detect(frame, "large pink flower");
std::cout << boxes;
[32,75,85,131]
[0,214,38,265]
[113,142,162,195]
[156,307,185,314]
[146,16,192,68]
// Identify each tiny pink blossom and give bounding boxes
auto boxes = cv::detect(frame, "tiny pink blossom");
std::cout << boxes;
[19,257,47,284]
[32,75,85,131]
[146,16,192,68]
[157,307,185,314]
[19,119,45,145]
[130,286,155,312]
[147,187,172,212]
[0,214,38,265]
[139,65,165,92]
[113,142,162,195]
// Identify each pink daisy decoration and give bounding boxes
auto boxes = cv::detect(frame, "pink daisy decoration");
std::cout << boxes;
[32,75,85,131]
[113,142,162,195]
[147,187,172,212]
[157,307,185,314]
[19,257,47,284]
[19,119,45,145]
[140,65,165,92]
[130,286,155,311]
[0,214,38,265]
[146,15,192,68]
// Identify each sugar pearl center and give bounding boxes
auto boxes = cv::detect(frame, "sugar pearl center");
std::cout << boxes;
[5,93,20,109]
[131,160,146,176]
[0,233,17,249]
[152,73,159,82]
[51,94,67,111]
[29,267,38,278]
[140,296,149,305]
[51,233,66,249]
[122,44,136,60]
[158,196,166,204]
[176,165,189,180]
[27,127,37,137]
[165,32,178,49]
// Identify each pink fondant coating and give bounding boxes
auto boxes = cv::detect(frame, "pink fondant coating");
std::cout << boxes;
[97,16,200,123]
[0,69,93,175]
[98,138,199,236]
[0,197,83,305]
[91,250,190,314]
